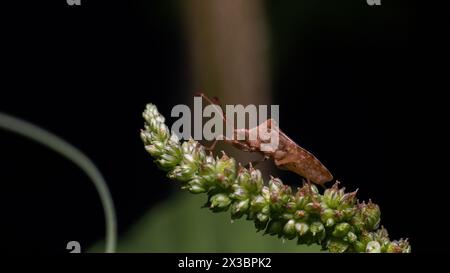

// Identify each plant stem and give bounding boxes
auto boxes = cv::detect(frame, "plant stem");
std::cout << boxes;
[141,103,410,253]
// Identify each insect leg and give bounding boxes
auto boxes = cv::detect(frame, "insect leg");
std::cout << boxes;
[205,139,219,151]
[245,155,269,168]
[303,178,315,194]
[204,134,230,151]
[195,92,227,122]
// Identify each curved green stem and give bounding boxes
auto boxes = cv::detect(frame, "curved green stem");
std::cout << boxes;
[0,112,117,253]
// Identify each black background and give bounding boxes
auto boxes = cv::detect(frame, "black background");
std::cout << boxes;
[1,0,440,254]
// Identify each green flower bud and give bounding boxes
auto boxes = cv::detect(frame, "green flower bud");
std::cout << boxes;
[236,168,251,186]
[236,166,264,196]
[256,212,269,223]
[283,219,296,238]
[309,184,319,195]
[320,208,335,220]
[209,193,231,211]
[366,241,381,253]
[327,238,349,253]
[144,144,160,156]
[285,202,297,213]
[373,227,390,248]
[265,220,283,236]
[155,124,170,141]
[183,153,196,164]
[279,185,292,204]
[352,201,381,232]
[295,222,309,236]
[344,232,357,243]
[254,215,269,231]
[305,202,322,214]
[320,208,336,227]
[204,154,216,164]
[398,239,411,253]
[250,195,267,211]
[261,186,270,201]
[325,218,335,228]
[386,239,411,253]
[183,178,207,194]
[168,163,197,181]
[140,129,152,143]
[156,157,177,171]
[359,231,374,245]
[181,139,197,155]
[282,213,294,220]
[248,168,264,193]
[188,184,206,194]
[168,132,180,144]
[294,194,309,209]
[341,207,356,221]
[198,156,217,183]
[261,205,270,215]
[386,243,401,253]
[143,104,160,123]
[310,221,325,239]
[350,214,365,233]
[338,190,358,209]
[269,183,293,213]
[231,199,250,219]
[215,154,237,187]
[297,183,319,199]
[364,201,381,231]
[148,140,165,153]
[268,177,283,192]
[332,222,351,238]
[140,130,154,144]
[231,185,249,200]
[323,182,341,209]
[353,241,366,253]
[294,210,307,220]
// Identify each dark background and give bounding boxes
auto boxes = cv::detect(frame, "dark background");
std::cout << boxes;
[1,0,434,253]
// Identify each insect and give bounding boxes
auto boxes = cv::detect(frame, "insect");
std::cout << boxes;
[196,93,334,186]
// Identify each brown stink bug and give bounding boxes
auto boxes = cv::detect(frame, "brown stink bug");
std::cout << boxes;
[196,93,334,186]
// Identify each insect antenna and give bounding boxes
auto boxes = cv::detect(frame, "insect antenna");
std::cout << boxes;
[195,92,227,123]
[195,92,229,151]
